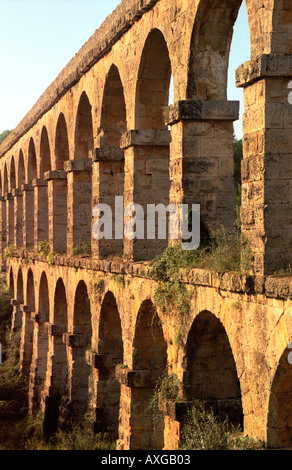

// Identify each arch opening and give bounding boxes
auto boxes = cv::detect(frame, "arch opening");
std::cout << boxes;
[73,92,93,250]
[50,113,68,253]
[183,311,243,427]
[130,300,167,450]
[16,151,25,247]
[69,280,92,422]
[97,65,127,259]
[132,29,172,261]
[267,345,292,448]
[29,271,50,413]
[96,291,123,439]
[25,139,37,248]
[38,127,51,243]
[43,278,68,437]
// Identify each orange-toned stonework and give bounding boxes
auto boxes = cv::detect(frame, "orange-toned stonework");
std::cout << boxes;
[2,0,292,449]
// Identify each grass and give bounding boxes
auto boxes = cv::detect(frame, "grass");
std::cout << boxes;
[179,400,264,451]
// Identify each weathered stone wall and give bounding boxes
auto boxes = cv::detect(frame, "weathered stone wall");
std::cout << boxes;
[7,254,292,449]
[1,0,292,450]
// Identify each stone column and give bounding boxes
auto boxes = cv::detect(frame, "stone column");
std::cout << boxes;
[19,305,34,375]
[91,146,124,259]
[121,129,171,262]
[116,366,164,450]
[0,196,6,268]
[236,54,292,276]
[12,188,23,248]
[28,313,49,414]
[63,332,92,423]
[41,323,68,436]
[22,184,34,249]
[164,99,239,243]
[5,192,14,247]
[44,170,67,254]
[64,159,92,254]
[10,298,22,332]
[32,178,48,245]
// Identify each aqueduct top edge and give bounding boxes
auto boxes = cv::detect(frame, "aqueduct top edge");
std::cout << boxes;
[0,0,159,159]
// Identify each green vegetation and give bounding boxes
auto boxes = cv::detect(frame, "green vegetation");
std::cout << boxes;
[148,228,253,315]
[0,130,12,145]
[0,275,114,450]
[148,371,181,425]
[179,400,264,450]
[72,243,91,257]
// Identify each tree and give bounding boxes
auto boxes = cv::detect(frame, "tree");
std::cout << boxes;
[0,130,12,145]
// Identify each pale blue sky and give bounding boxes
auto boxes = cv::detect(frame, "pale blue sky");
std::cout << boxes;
[0,0,250,138]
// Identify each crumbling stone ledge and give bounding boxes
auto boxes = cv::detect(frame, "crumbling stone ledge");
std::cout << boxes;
[9,252,292,299]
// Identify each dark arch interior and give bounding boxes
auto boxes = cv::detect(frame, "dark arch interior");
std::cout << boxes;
[131,300,167,450]
[267,345,292,448]
[26,269,35,311]
[55,114,69,170]
[75,92,94,161]
[187,0,243,100]
[39,272,49,323]
[40,127,51,174]
[9,268,14,298]
[18,150,25,186]
[28,139,37,182]
[98,65,126,259]
[17,269,24,304]
[96,291,123,439]
[72,92,93,249]
[136,28,172,130]
[184,310,243,427]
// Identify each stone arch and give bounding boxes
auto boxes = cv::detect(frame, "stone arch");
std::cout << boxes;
[95,291,123,439]
[17,267,24,304]
[28,137,37,183]
[8,266,14,298]
[187,0,245,101]
[131,29,172,261]
[3,162,8,195]
[8,157,15,245]
[2,164,8,250]
[18,150,25,187]
[97,64,127,259]
[40,126,51,175]
[39,271,50,323]
[20,268,35,374]
[72,91,93,250]
[25,138,37,248]
[16,150,25,247]
[75,91,94,160]
[183,310,243,427]
[55,113,69,171]
[10,156,16,191]
[135,28,172,130]
[43,277,68,437]
[130,299,167,450]
[29,271,50,413]
[11,266,23,331]
[49,113,68,253]
[267,343,292,448]
[69,280,92,422]
[37,126,51,244]
[26,268,35,311]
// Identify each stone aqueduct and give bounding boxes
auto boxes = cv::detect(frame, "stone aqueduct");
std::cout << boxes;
[1,0,292,450]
